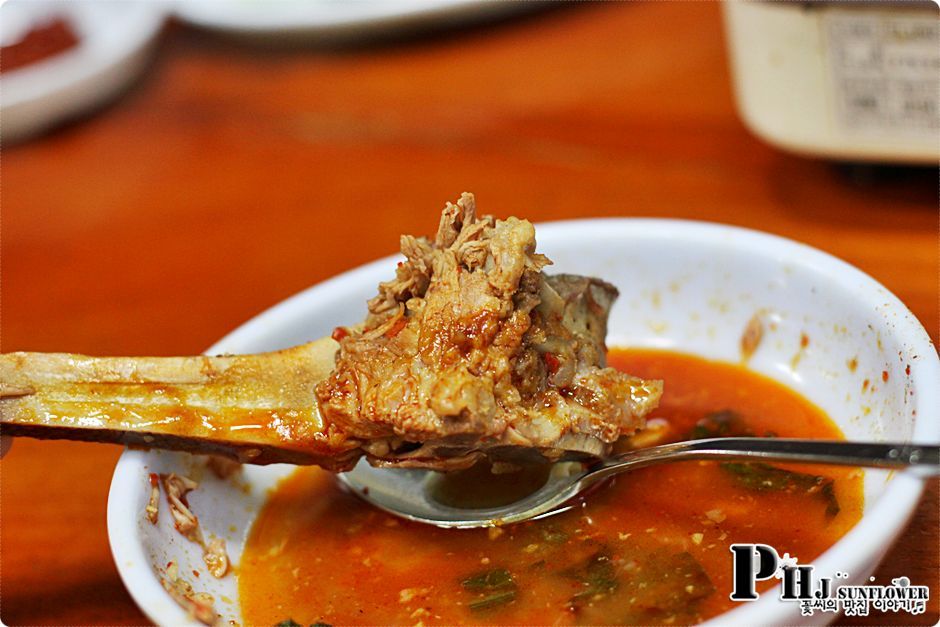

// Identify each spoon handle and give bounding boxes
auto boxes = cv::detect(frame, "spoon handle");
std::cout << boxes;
[592,437,940,480]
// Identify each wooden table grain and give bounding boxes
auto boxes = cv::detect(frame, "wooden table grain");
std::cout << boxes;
[1,3,936,625]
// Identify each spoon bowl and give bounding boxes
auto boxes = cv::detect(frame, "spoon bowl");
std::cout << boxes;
[338,458,586,528]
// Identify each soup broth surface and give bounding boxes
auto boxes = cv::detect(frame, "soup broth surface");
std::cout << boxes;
[239,349,863,625]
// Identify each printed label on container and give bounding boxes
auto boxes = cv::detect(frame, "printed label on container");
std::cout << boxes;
[824,9,939,138]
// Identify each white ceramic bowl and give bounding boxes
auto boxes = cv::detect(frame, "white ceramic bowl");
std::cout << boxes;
[108,219,938,626]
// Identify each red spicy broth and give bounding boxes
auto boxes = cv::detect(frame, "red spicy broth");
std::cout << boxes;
[239,349,863,625]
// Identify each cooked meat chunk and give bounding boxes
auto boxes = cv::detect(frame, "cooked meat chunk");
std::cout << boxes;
[161,561,219,626]
[317,193,661,468]
[162,473,200,541]
[0,193,659,472]
[203,537,229,579]
[159,473,232,578]
[145,472,160,524]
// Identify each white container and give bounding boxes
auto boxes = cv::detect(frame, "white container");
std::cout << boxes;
[108,219,939,625]
[723,1,938,164]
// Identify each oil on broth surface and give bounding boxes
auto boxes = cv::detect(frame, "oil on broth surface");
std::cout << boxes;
[239,349,863,625]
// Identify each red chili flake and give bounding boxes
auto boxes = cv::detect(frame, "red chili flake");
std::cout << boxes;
[397,261,404,268]
[905,365,911,376]
[544,353,561,375]
[149,473,159,487]
[862,379,870,392]
[882,370,889,383]
[384,317,407,338]
[193,570,200,578]
[167,561,174,569]
[331,326,350,342]
[800,333,810,349]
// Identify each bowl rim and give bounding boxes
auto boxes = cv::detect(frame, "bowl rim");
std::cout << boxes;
[108,217,938,626]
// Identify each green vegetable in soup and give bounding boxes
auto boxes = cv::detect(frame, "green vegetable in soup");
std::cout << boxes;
[469,589,517,611]
[461,568,515,591]
[720,462,840,517]
[562,549,619,608]
[461,567,518,612]
[618,550,715,624]
[688,409,752,439]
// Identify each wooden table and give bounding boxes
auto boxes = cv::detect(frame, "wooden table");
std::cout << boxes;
[2,3,936,625]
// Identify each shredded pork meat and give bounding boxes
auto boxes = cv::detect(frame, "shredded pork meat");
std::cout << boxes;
[317,193,662,468]
[162,473,200,541]
[203,537,229,579]
[157,472,231,579]
[161,561,219,626]
[145,472,160,524]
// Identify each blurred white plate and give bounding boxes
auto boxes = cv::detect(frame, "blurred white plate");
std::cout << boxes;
[174,0,535,38]
[0,0,165,143]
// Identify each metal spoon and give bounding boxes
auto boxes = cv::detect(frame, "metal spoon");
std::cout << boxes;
[339,437,940,529]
